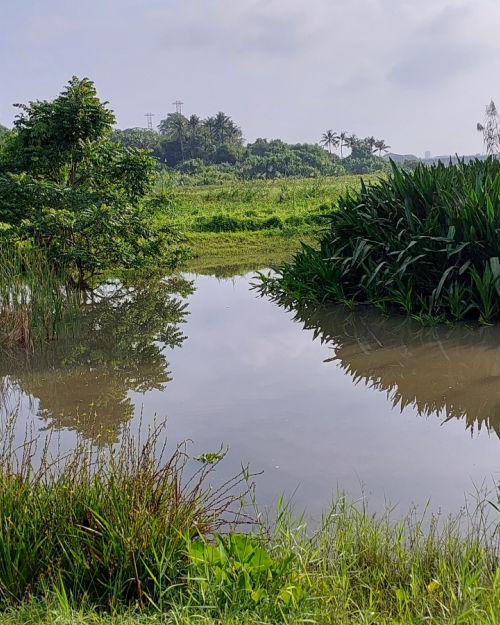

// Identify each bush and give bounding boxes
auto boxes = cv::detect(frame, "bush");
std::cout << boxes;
[266,158,500,322]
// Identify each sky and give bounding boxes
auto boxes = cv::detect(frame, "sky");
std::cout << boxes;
[1,0,499,157]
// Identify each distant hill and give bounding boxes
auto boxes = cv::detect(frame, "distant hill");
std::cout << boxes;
[384,152,418,163]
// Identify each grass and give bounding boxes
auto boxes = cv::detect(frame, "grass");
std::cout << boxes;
[154,173,383,274]
[0,245,78,349]
[264,158,500,323]
[0,417,499,623]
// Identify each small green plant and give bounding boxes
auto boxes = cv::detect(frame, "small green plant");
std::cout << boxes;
[194,452,224,464]
[186,533,301,610]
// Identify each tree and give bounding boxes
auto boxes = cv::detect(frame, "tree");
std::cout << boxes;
[374,139,390,156]
[206,112,242,148]
[477,100,500,155]
[320,130,339,153]
[338,131,349,158]
[0,77,175,286]
[158,112,187,159]
[186,114,202,158]
[111,127,161,157]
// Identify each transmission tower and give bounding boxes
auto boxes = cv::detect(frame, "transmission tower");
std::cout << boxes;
[172,100,184,115]
[144,112,155,130]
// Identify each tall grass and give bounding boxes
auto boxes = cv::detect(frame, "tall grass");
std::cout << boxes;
[265,158,500,322]
[0,245,78,349]
[0,412,499,621]
[0,416,252,609]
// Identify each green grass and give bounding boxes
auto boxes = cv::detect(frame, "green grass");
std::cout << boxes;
[0,417,500,623]
[154,174,383,274]
[0,245,78,349]
[264,158,500,323]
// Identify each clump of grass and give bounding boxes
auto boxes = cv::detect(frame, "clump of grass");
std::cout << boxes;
[0,245,78,349]
[265,158,500,322]
[1,442,500,624]
[0,416,253,609]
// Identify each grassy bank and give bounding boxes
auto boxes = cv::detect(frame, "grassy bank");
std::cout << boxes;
[158,174,383,274]
[0,420,499,624]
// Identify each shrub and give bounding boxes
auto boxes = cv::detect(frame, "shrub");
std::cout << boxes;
[266,158,500,322]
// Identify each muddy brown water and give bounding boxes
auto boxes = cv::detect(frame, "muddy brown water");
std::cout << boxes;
[1,272,500,518]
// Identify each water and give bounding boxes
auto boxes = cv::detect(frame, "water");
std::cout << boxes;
[1,272,500,519]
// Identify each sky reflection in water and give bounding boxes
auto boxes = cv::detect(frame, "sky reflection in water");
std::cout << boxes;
[2,272,500,518]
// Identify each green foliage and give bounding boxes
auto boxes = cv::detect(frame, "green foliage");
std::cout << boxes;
[186,533,300,611]
[0,125,8,146]
[0,245,78,349]
[194,452,225,464]
[1,481,500,624]
[0,420,249,608]
[267,158,500,322]
[0,77,179,284]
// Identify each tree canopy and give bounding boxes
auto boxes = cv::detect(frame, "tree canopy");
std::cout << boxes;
[0,77,179,285]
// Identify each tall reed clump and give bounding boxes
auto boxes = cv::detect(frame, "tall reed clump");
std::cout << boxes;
[0,417,252,610]
[0,245,78,349]
[264,158,500,322]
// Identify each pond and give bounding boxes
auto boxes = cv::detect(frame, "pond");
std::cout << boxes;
[2,271,500,519]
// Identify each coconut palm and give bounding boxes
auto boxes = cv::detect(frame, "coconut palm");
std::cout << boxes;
[338,131,349,158]
[320,130,339,154]
[374,139,390,156]
[158,112,187,159]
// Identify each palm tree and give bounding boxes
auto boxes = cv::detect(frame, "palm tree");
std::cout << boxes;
[344,133,358,154]
[374,139,390,157]
[187,114,201,158]
[158,112,187,159]
[214,112,233,146]
[338,131,348,158]
[320,130,339,154]
[366,136,377,153]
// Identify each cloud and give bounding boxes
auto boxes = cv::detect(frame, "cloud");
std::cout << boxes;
[2,0,500,154]
[388,3,492,89]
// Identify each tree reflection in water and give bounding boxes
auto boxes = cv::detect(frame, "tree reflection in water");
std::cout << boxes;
[0,276,193,443]
[291,303,500,437]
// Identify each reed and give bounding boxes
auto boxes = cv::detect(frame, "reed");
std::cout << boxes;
[0,245,78,349]
[0,416,252,609]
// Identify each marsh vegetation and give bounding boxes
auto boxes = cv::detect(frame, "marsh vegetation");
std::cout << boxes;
[265,158,500,323]
[3,77,500,624]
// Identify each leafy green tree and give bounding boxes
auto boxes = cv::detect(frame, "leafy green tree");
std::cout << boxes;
[0,77,176,286]
[111,127,162,159]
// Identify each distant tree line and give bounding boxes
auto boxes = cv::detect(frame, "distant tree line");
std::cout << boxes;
[111,113,390,180]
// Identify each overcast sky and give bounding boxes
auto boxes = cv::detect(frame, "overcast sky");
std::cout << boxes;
[1,0,499,156]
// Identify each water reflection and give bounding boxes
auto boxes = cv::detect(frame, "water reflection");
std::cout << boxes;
[0,277,192,442]
[291,304,500,436]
